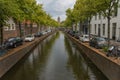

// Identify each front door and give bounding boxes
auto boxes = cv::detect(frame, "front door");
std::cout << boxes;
[112,23,116,40]
[98,24,101,37]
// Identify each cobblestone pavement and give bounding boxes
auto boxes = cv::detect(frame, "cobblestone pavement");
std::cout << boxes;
[110,40,120,46]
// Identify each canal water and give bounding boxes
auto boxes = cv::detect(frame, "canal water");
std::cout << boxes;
[1,32,108,80]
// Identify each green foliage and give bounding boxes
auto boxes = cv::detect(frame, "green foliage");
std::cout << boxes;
[64,0,100,27]
[0,0,20,25]
[102,46,109,52]
[0,0,58,44]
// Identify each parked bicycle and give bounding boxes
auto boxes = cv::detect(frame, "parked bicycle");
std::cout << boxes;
[106,45,120,58]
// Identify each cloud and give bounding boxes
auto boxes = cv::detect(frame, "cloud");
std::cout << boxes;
[36,0,76,21]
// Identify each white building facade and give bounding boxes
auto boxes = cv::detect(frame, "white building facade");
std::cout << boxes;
[90,7,120,40]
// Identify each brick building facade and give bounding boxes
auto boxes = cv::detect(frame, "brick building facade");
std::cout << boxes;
[3,18,18,42]
[2,19,38,42]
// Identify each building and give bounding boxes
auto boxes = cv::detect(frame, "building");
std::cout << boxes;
[57,17,60,23]
[1,19,38,43]
[3,18,18,41]
[22,20,38,36]
[90,7,120,40]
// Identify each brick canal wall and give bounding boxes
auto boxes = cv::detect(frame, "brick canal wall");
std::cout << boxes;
[66,33,120,80]
[0,31,56,78]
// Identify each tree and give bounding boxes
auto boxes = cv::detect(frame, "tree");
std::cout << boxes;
[97,0,119,46]
[0,0,20,44]
[64,8,76,28]
[65,0,99,35]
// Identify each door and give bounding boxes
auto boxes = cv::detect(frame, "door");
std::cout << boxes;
[98,24,101,37]
[112,23,116,40]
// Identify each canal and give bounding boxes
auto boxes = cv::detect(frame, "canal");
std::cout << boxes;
[1,32,108,80]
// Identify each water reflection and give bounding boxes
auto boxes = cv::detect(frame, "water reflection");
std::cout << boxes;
[1,32,60,80]
[64,37,108,80]
[1,32,108,80]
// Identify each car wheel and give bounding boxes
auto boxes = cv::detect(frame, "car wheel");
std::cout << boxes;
[14,44,17,48]
[89,44,91,46]
[21,42,23,45]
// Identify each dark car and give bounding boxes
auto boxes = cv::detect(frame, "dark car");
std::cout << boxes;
[74,32,80,39]
[68,30,76,36]
[4,37,23,49]
[89,37,107,49]
[34,32,42,37]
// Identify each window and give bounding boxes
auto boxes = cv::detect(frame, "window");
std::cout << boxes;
[103,24,105,35]
[112,23,116,40]
[12,24,15,30]
[4,26,8,31]
[33,24,37,27]
[98,24,101,37]
[95,24,96,34]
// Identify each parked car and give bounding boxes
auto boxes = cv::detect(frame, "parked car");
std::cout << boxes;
[74,32,80,39]
[41,31,47,35]
[89,37,107,48]
[68,30,73,35]
[69,30,76,36]
[24,35,35,42]
[79,35,89,42]
[47,30,52,33]
[4,37,23,48]
[34,32,42,37]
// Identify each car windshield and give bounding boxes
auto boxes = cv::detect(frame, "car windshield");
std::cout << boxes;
[98,38,105,41]
[26,35,32,37]
[16,37,20,39]
[85,36,89,38]
[8,38,15,41]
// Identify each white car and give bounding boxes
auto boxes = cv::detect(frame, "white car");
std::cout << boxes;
[24,35,35,42]
[79,35,89,42]
[41,31,47,35]
[47,30,51,33]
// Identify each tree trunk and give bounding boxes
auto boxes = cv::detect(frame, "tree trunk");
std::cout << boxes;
[18,21,22,37]
[79,22,81,34]
[88,20,91,41]
[30,23,33,34]
[0,24,3,45]
[107,17,111,47]
[37,23,40,32]
[88,17,91,41]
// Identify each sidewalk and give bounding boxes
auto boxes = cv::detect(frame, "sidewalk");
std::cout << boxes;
[106,40,120,64]
[110,40,120,46]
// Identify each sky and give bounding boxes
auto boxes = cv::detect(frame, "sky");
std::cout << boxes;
[36,0,76,21]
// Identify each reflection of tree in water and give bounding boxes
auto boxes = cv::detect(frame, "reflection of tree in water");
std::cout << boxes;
[78,49,108,80]
[1,32,60,80]
[30,32,60,76]
[64,36,108,80]
[64,37,90,80]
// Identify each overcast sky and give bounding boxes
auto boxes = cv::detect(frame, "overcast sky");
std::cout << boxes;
[36,0,76,21]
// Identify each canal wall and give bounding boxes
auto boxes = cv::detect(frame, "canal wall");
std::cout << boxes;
[0,31,56,78]
[66,33,120,80]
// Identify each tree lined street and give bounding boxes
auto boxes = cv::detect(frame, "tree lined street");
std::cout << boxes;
[0,0,59,45]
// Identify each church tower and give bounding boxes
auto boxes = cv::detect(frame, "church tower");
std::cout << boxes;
[57,17,60,23]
